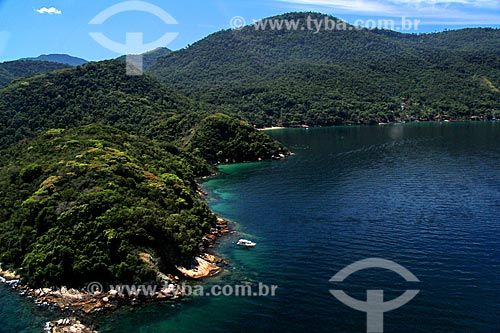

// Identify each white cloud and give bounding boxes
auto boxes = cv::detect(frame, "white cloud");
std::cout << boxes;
[36,7,62,15]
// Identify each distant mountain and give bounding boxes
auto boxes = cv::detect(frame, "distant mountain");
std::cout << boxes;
[150,12,500,127]
[22,54,88,66]
[0,60,70,87]
[118,47,171,71]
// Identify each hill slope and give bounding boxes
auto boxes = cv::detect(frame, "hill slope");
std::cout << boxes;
[0,60,70,87]
[0,60,285,163]
[150,12,500,126]
[0,125,215,286]
[117,47,172,71]
[0,60,287,288]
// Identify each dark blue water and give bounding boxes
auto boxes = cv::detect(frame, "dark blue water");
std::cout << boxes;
[2,123,500,332]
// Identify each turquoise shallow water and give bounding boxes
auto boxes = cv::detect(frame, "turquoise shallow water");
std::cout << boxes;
[2,122,500,332]
[0,285,58,332]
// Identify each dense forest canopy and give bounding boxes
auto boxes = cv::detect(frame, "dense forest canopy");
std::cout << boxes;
[0,125,216,286]
[0,55,286,287]
[1,12,499,288]
[117,47,172,71]
[0,60,285,163]
[0,60,70,88]
[150,12,500,127]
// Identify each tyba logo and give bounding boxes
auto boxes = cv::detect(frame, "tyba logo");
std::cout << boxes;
[330,258,420,333]
[89,1,178,75]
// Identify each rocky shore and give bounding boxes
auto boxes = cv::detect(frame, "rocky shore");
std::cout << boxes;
[44,318,98,333]
[176,255,221,279]
[176,217,230,279]
[0,216,233,333]
[0,266,184,332]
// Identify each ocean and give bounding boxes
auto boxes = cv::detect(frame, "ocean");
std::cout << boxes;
[2,122,500,332]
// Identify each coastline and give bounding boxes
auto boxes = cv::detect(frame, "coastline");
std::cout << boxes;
[0,155,281,332]
[257,126,287,131]
[255,119,500,130]
[0,214,233,333]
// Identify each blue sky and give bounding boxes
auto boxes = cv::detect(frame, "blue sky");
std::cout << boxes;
[0,0,499,62]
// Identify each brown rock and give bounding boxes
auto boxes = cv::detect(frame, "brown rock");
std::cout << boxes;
[176,257,221,279]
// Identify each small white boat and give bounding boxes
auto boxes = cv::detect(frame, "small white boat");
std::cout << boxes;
[237,239,256,247]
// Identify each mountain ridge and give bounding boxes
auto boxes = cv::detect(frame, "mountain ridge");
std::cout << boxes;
[150,12,500,127]
[22,54,88,66]
[0,59,286,163]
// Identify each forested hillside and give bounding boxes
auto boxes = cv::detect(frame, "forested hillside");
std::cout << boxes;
[3,11,498,289]
[0,60,285,163]
[0,60,70,87]
[0,125,215,286]
[150,12,500,126]
[117,47,172,71]
[0,57,286,287]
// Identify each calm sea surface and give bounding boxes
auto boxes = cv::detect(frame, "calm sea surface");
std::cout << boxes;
[2,123,500,332]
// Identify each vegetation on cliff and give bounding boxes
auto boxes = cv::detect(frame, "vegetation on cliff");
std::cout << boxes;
[0,60,285,163]
[0,125,215,287]
[188,113,287,163]
[150,12,500,126]
[0,57,286,288]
